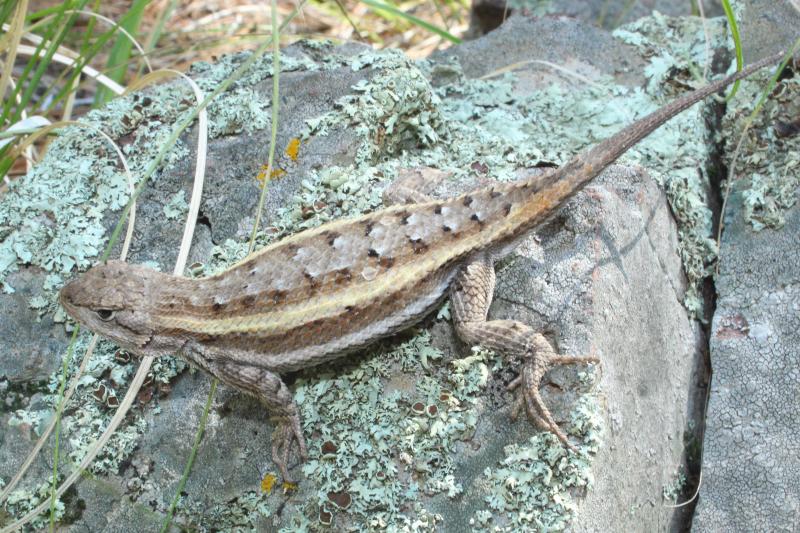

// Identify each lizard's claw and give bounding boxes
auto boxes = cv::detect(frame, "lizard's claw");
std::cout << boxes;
[507,335,599,453]
[270,411,308,484]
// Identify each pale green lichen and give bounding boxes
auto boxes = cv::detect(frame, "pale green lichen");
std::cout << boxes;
[6,333,185,479]
[304,49,445,164]
[662,467,687,503]
[0,49,319,300]
[609,14,742,315]
[2,479,65,531]
[472,391,602,532]
[176,490,273,531]
[163,190,189,221]
[6,12,743,528]
[724,76,799,231]
[2,333,184,529]
[0,85,192,298]
[741,171,799,230]
[290,332,468,529]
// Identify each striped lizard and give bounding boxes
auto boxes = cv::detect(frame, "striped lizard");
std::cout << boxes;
[59,50,789,482]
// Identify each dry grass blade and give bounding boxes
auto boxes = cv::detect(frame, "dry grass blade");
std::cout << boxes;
[0,1,28,124]
[0,55,212,533]
[0,118,136,505]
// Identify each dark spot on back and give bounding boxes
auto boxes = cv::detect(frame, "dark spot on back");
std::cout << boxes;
[334,268,352,284]
[503,203,512,216]
[250,269,257,277]
[270,290,287,305]
[409,238,428,254]
[304,271,320,289]
[521,178,542,192]
[344,305,354,313]
[212,302,224,313]
[399,211,411,225]
[324,231,340,246]
[463,195,473,207]
[442,225,452,232]
[434,205,442,214]
[242,294,257,307]
[367,248,380,258]
[490,188,501,199]
[470,213,480,222]
[379,256,395,269]
[364,220,375,236]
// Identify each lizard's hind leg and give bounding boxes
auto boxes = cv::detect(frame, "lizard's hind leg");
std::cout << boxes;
[450,256,599,450]
[216,362,309,483]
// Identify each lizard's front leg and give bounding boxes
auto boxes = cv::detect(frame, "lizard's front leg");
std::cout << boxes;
[214,361,308,482]
[450,255,599,450]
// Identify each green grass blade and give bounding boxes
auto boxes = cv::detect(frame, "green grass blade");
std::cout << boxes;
[49,327,79,530]
[159,380,217,532]
[361,0,462,44]
[720,0,743,99]
[94,0,148,105]
[3,2,72,122]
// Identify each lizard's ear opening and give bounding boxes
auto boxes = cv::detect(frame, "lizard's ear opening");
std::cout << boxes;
[96,309,115,321]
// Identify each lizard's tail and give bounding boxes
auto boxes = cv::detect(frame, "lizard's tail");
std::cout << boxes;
[535,49,792,209]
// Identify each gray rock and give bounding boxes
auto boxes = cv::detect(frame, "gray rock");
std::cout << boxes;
[504,166,703,533]
[466,0,724,38]
[2,8,794,532]
[436,14,645,82]
[692,189,800,531]
[691,1,800,529]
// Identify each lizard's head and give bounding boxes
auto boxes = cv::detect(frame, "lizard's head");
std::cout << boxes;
[60,260,160,354]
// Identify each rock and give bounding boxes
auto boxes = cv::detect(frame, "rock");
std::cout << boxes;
[692,1,800,526]
[465,0,724,38]
[1,7,795,532]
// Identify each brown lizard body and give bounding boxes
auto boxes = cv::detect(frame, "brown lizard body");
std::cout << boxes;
[60,51,788,481]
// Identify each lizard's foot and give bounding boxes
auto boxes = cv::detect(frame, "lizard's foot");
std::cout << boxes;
[270,410,308,483]
[507,334,599,452]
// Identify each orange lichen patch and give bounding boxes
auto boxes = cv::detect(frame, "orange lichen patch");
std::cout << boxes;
[260,472,278,494]
[285,138,301,161]
[256,164,287,187]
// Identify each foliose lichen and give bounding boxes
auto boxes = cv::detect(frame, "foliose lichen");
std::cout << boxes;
[7,11,751,527]
[724,76,799,231]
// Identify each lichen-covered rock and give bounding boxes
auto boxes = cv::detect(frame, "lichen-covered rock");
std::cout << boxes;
[1,8,794,533]
[692,23,800,529]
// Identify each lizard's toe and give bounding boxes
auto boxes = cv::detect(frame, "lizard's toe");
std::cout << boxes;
[509,355,578,451]
[271,413,307,483]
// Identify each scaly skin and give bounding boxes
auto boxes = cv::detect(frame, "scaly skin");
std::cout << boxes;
[60,50,788,481]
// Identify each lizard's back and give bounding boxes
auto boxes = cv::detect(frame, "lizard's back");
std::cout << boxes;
[154,176,545,372]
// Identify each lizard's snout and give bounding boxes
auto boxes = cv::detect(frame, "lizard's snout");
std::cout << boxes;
[59,279,77,310]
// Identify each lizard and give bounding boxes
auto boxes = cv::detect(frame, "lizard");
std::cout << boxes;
[59,49,790,483]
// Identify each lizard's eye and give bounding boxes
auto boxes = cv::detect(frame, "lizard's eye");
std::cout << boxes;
[96,309,115,321]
